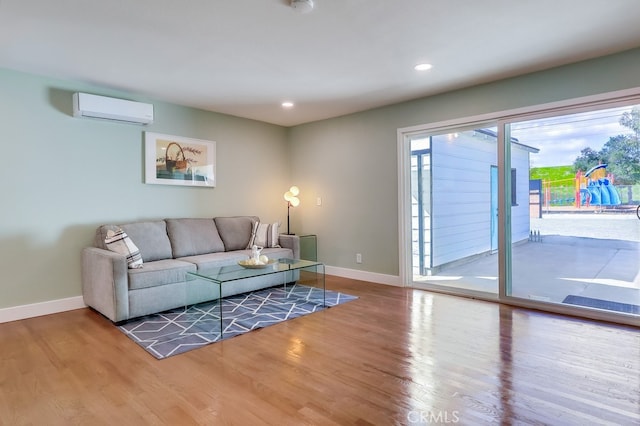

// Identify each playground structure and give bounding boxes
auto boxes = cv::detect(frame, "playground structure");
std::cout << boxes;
[574,164,621,208]
[536,164,624,210]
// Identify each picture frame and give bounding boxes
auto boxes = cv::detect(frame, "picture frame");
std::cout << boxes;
[144,132,216,187]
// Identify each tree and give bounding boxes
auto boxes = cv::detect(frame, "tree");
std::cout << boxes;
[602,134,640,184]
[620,108,640,139]
[573,107,640,184]
[605,107,640,184]
[573,147,605,173]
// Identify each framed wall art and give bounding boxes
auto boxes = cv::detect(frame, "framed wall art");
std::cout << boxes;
[144,132,216,187]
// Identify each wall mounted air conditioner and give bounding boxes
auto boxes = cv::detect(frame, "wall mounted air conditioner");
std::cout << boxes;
[72,92,154,125]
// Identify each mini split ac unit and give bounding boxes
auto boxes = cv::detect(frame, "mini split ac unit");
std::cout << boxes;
[72,92,154,125]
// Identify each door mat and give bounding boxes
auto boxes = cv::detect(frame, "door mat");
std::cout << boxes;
[562,295,640,315]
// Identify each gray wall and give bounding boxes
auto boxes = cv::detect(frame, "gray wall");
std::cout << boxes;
[288,48,640,275]
[0,68,289,309]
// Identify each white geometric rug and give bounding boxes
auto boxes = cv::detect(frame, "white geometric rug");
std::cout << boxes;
[118,284,357,359]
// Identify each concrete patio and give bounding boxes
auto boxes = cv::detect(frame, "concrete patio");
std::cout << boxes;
[415,212,640,309]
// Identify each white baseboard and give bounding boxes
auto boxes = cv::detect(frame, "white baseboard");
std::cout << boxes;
[325,265,403,287]
[0,296,86,324]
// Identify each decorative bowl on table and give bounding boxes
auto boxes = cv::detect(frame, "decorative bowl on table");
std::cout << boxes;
[237,259,278,269]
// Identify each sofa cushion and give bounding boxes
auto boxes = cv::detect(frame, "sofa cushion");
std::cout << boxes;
[96,220,173,262]
[104,227,144,269]
[128,259,196,290]
[259,246,293,260]
[177,251,249,270]
[246,221,259,249]
[166,218,225,258]
[214,216,259,251]
[252,222,281,248]
[178,246,293,272]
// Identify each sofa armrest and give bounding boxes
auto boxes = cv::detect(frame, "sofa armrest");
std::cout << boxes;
[277,234,300,259]
[81,247,130,322]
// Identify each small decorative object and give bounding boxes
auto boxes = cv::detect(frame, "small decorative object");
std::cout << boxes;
[283,185,300,235]
[238,258,277,269]
[238,245,276,268]
[251,244,263,262]
[145,132,216,187]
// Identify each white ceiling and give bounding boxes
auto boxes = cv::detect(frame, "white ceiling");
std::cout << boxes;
[1,0,640,127]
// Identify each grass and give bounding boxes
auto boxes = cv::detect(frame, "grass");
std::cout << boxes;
[530,165,575,185]
[530,166,576,205]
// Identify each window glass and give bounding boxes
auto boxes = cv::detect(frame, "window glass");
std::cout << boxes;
[508,105,640,317]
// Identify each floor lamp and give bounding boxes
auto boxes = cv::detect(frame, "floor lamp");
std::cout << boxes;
[283,186,300,235]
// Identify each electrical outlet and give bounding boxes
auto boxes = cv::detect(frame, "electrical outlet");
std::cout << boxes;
[356,253,362,264]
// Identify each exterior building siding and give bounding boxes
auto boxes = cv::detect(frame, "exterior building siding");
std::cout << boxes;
[430,131,533,268]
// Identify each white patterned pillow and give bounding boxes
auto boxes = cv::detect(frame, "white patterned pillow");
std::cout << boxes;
[105,228,144,269]
[246,220,259,249]
[246,221,280,248]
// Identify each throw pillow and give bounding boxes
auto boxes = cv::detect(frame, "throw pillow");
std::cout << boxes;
[246,220,259,249]
[247,221,281,248]
[105,227,144,269]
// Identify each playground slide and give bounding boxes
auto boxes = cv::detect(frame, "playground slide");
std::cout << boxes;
[587,183,601,205]
[605,179,622,205]
[587,178,621,206]
[582,164,621,207]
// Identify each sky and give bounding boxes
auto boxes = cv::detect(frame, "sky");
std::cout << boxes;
[511,105,637,168]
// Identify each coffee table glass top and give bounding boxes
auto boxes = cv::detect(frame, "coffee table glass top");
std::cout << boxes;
[187,258,322,283]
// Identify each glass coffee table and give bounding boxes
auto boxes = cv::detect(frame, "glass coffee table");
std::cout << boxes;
[185,258,325,337]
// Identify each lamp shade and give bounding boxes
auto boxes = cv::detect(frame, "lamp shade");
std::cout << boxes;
[284,186,300,206]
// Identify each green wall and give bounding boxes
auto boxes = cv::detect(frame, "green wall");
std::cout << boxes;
[288,48,640,275]
[2,47,640,311]
[0,69,289,309]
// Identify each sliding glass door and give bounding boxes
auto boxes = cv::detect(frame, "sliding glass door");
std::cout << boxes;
[409,126,499,296]
[506,104,640,316]
[402,95,640,323]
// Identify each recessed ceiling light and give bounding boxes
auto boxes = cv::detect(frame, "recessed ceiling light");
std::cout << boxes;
[414,63,433,71]
[291,0,314,13]
[282,101,294,108]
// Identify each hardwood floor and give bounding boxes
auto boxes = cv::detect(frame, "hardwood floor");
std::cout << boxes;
[1,276,639,425]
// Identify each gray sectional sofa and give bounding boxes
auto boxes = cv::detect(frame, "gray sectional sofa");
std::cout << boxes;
[81,216,299,323]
